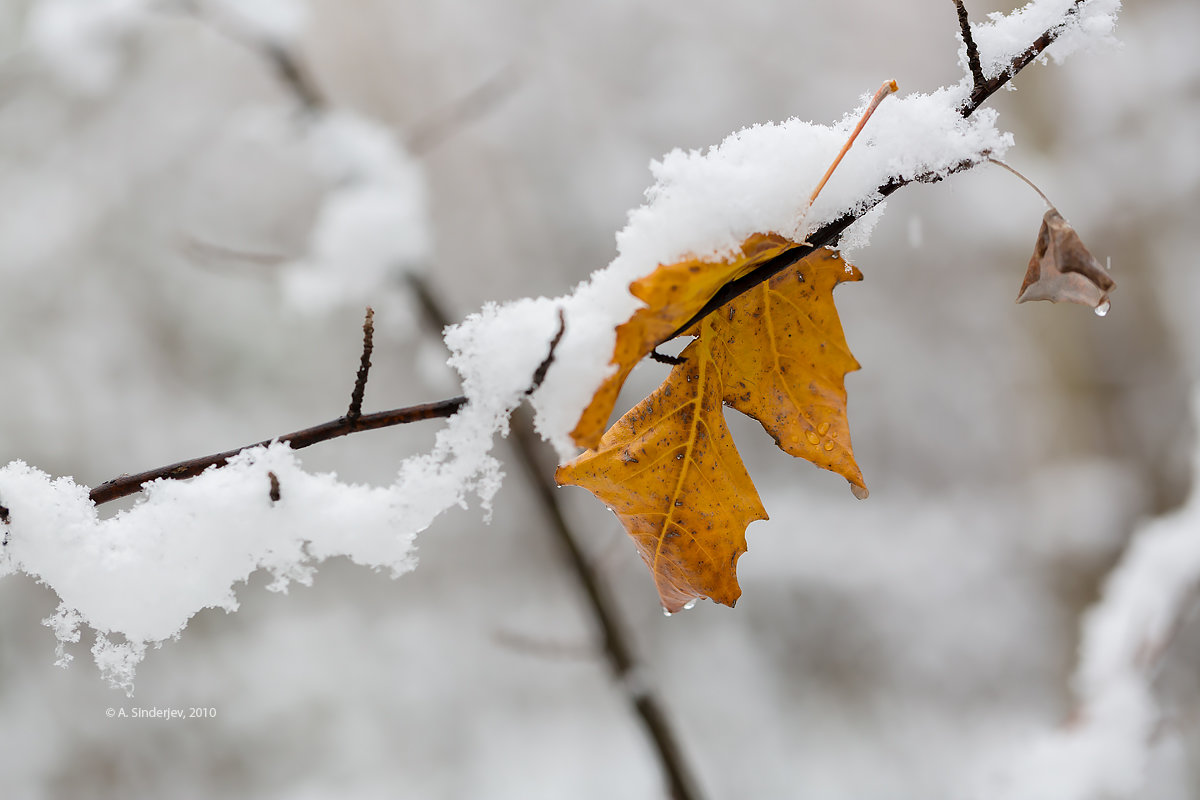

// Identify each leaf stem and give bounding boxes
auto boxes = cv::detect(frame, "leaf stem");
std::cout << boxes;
[802,79,898,224]
[987,157,1054,208]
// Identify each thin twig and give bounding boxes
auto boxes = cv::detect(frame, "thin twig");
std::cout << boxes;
[406,273,706,800]
[88,397,467,506]
[954,0,987,93]
[347,307,375,422]
[267,471,281,503]
[529,309,567,394]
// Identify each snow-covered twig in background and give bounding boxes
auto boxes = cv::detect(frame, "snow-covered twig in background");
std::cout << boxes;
[983,390,1200,800]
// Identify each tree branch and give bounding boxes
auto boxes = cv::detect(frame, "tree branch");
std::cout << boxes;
[88,397,466,506]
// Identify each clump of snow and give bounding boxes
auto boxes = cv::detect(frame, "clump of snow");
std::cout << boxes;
[282,111,432,313]
[968,0,1123,82]
[0,446,416,691]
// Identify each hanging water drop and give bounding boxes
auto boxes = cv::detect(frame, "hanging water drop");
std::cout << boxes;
[851,484,870,500]
[683,599,698,611]
[1094,300,1110,317]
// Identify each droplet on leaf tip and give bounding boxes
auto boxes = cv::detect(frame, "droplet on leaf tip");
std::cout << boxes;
[662,608,673,617]
[851,484,870,500]
[1094,300,1110,317]
[683,599,698,611]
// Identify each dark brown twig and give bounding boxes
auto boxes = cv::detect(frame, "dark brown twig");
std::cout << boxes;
[88,397,467,506]
[529,309,567,394]
[954,0,987,93]
[347,307,375,422]
[267,471,281,503]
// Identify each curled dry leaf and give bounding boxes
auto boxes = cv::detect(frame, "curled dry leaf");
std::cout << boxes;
[1017,208,1115,312]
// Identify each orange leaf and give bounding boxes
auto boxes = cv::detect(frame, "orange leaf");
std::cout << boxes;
[570,232,800,450]
[558,248,865,611]
[557,319,768,612]
[707,250,867,496]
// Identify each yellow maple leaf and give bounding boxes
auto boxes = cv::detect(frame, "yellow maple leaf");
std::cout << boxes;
[569,232,798,450]
[707,249,867,497]
[558,249,864,611]
[556,317,767,612]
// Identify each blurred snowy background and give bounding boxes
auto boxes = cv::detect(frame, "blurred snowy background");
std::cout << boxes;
[0,0,1198,798]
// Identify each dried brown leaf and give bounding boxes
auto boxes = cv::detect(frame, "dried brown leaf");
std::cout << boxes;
[1017,208,1115,312]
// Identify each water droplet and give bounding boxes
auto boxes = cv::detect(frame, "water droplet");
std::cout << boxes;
[817,422,831,436]
[823,441,834,451]
[1094,300,1110,317]
[806,431,820,445]
[830,431,839,439]
[662,608,673,617]
[851,484,870,500]
[683,599,698,610]
[675,453,684,460]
